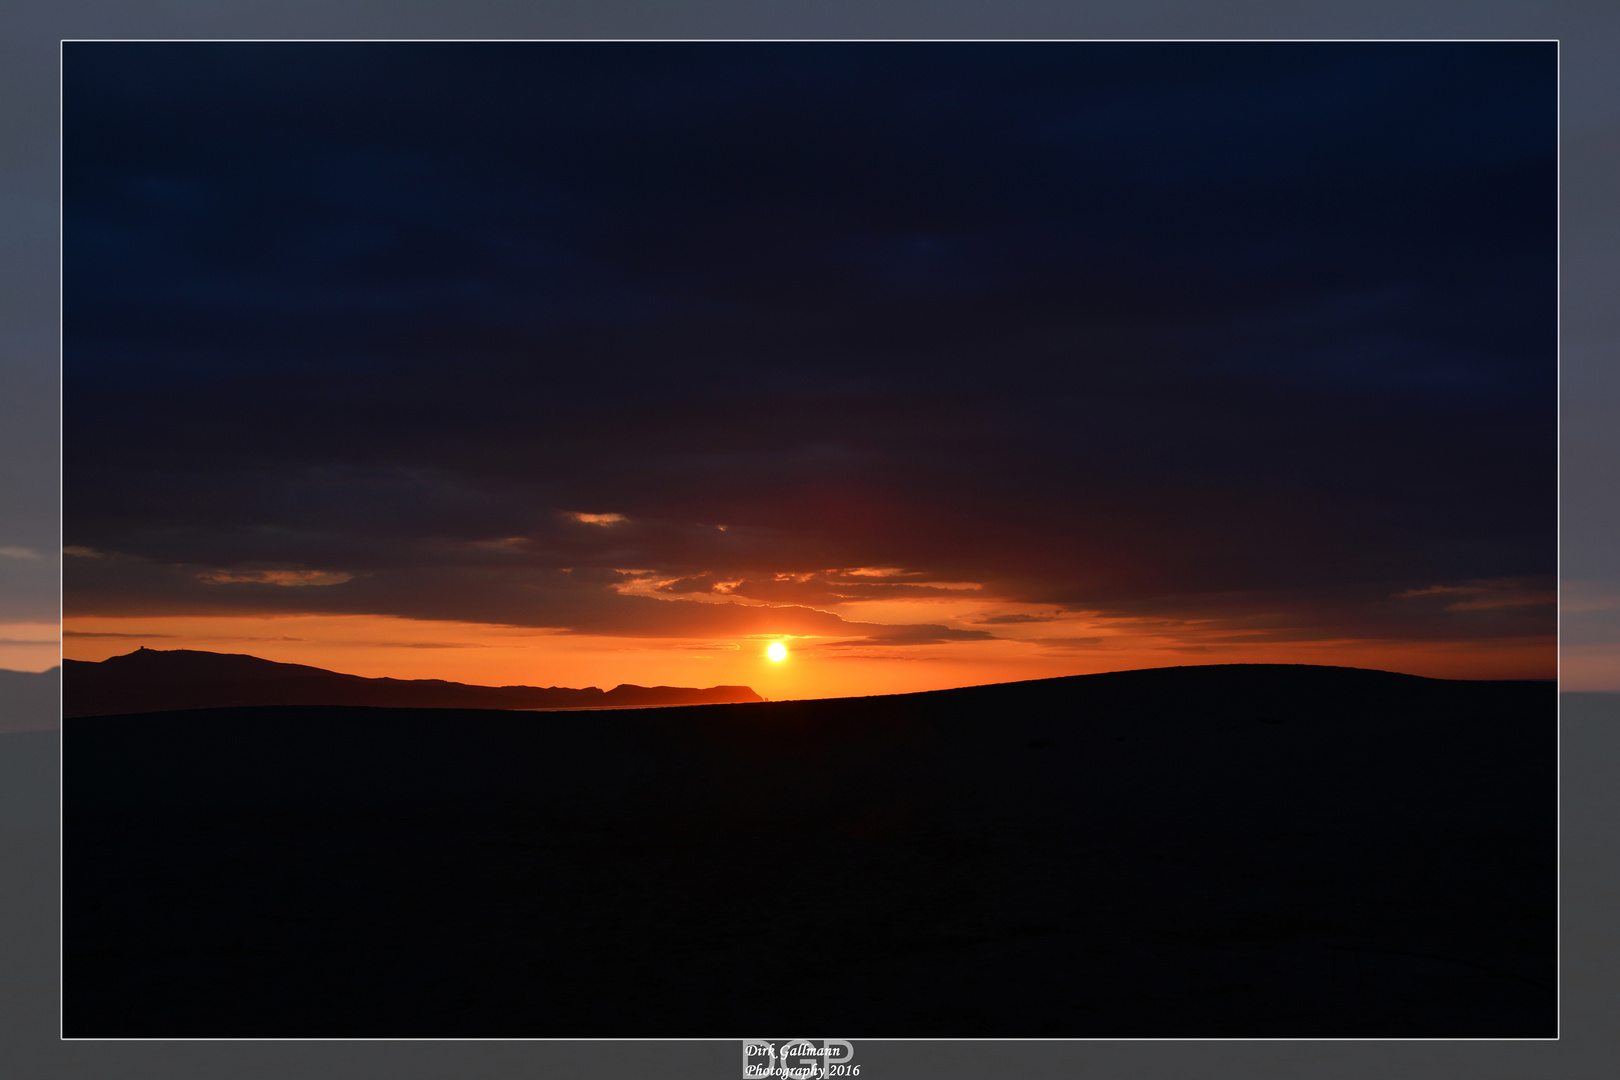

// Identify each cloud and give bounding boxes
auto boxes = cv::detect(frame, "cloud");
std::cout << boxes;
[1564,578,1620,646]
[722,574,982,606]
[1392,578,1556,611]
[1028,636,1108,651]
[196,568,355,586]
[655,569,983,606]
[972,613,1062,625]
[655,573,731,595]
[378,642,491,649]
[0,546,45,560]
[818,625,997,648]
[63,630,179,639]
[61,44,1553,660]
[1073,578,1559,646]
[62,549,999,644]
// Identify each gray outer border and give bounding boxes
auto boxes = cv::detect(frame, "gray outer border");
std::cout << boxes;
[5,2,1613,1078]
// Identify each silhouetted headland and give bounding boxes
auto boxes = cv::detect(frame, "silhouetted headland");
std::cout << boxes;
[64,663,1554,1038]
[64,647,762,717]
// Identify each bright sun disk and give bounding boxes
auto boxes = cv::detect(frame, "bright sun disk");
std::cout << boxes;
[767,642,787,662]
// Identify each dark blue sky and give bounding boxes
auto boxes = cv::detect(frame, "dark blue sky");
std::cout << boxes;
[63,42,1556,659]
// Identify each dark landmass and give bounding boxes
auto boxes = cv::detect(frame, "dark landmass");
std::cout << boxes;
[63,663,1555,1038]
[0,666,60,733]
[63,647,762,717]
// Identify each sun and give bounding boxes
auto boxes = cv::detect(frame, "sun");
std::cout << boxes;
[766,641,787,662]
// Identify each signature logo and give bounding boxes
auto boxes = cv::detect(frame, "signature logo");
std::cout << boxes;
[743,1039,857,1078]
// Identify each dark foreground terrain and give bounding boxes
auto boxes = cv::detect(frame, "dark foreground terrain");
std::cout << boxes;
[64,664,1555,1037]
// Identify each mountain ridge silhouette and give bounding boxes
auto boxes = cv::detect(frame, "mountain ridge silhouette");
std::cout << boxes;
[64,647,762,717]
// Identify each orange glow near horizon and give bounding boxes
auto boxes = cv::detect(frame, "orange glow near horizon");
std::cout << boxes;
[58,609,1559,699]
[0,622,61,672]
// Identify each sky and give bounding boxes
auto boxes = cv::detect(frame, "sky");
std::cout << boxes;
[58,41,1556,698]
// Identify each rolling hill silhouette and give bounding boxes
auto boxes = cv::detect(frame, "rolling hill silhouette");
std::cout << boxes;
[64,647,762,717]
[64,663,1554,1038]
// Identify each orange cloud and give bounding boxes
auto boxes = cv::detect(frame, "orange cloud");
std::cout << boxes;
[196,568,355,587]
